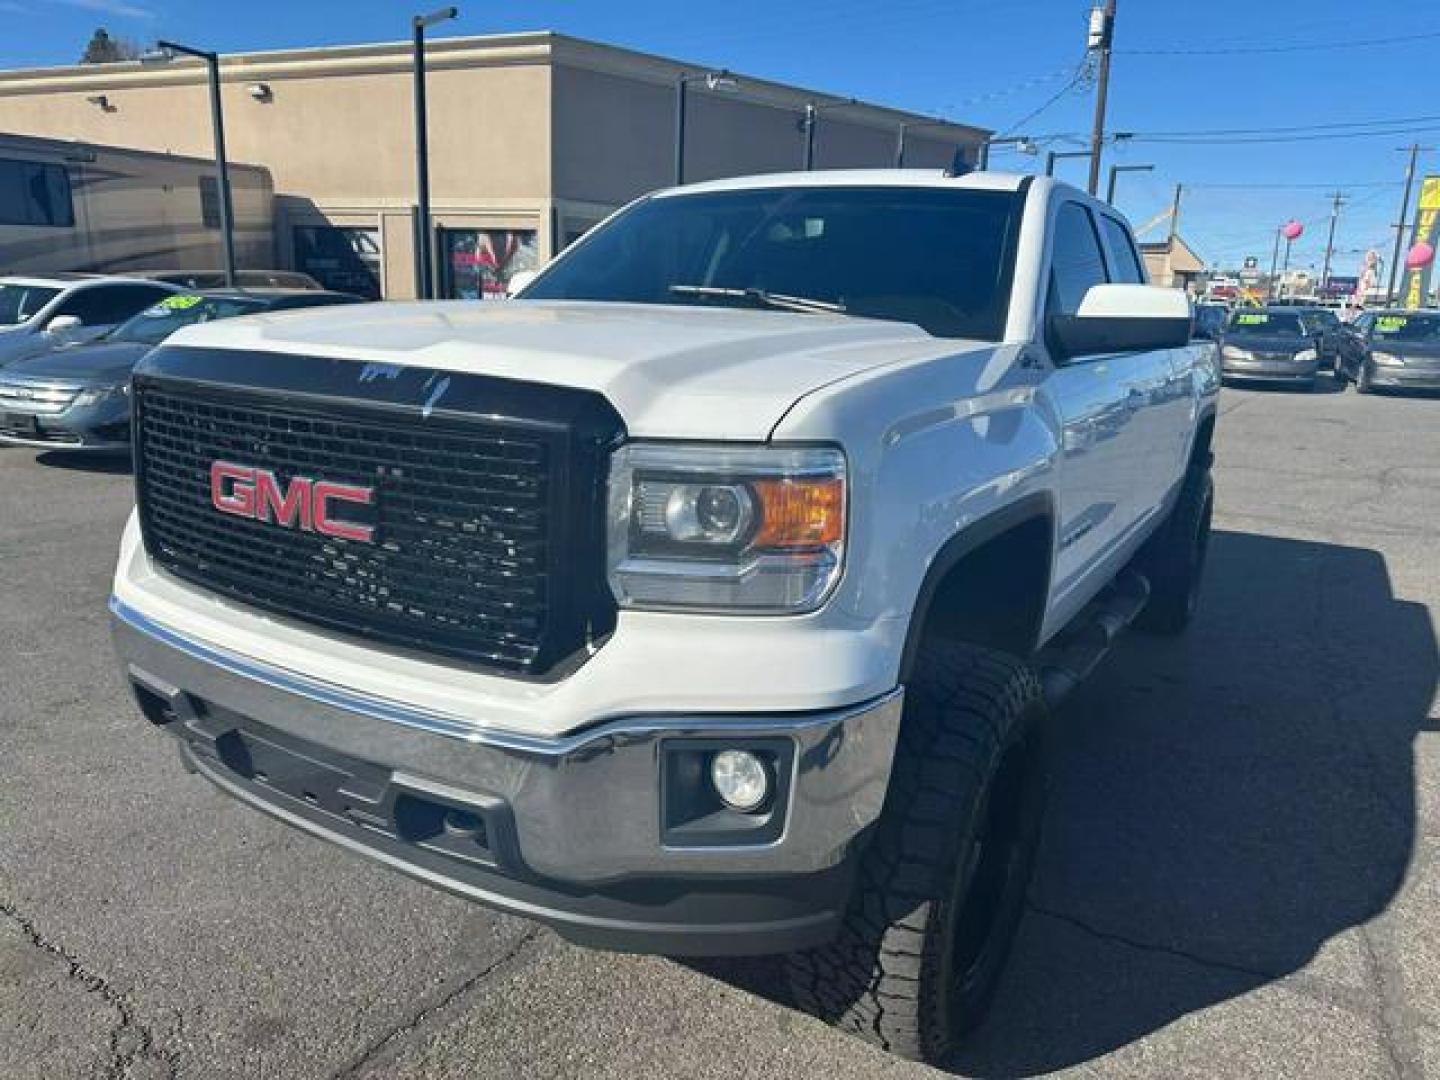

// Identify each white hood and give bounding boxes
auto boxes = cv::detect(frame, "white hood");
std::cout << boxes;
[163,300,975,439]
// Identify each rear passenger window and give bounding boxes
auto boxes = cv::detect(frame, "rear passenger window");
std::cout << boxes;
[1049,203,1110,316]
[1099,215,1146,283]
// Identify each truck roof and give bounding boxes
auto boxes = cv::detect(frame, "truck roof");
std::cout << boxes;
[654,169,1032,198]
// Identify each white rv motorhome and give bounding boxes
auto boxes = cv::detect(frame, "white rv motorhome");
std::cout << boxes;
[0,133,273,276]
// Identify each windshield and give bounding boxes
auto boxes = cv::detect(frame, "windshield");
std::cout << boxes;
[108,293,267,346]
[1228,310,1307,337]
[0,283,60,326]
[523,186,1024,340]
[1368,313,1440,343]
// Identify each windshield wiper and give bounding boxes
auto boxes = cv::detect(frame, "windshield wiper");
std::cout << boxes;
[668,284,847,316]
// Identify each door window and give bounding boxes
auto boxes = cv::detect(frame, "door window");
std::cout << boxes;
[1049,203,1110,316]
[438,229,538,300]
[1098,215,1146,283]
[54,284,174,326]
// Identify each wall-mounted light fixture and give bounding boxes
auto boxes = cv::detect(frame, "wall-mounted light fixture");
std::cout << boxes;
[85,94,114,111]
[245,82,272,102]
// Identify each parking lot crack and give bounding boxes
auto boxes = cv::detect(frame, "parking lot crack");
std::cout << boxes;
[1026,902,1279,982]
[0,898,176,1079]
[331,927,543,1078]
[1357,922,1422,1080]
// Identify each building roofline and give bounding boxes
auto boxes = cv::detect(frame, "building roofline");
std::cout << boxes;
[0,30,988,140]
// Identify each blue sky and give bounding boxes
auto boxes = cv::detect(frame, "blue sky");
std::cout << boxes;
[4,0,1438,277]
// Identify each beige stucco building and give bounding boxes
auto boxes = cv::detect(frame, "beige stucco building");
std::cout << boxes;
[0,32,985,299]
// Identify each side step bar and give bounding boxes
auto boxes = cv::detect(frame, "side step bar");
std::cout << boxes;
[1036,569,1150,708]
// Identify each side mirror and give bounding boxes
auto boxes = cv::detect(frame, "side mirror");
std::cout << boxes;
[44,314,83,335]
[1048,284,1192,362]
[505,270,539,298]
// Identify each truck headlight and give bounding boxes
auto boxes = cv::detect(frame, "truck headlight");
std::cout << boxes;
[1371,351,1403,367]
[607,443,846,613]
[1295,348,1318,363]
[1221,345,1252,361]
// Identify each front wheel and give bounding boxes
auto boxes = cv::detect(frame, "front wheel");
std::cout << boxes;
[786,642,1047,1063]
[1136,467,1214,635]
[1356,363,1374,394]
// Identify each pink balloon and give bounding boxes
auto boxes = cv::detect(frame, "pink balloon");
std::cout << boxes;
[1406,242,1434,270]
[1281,220,1304,241]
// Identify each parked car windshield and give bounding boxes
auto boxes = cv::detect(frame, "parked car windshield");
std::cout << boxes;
[522,186,1025,340]
[1367,312,1440,343]
[1228,310,1306,336]
[107,293,268,346]
[0,283,60,326]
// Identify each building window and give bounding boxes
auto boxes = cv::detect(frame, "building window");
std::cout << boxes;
[199,175,221,229]
[0,158,75,227]
[293,226,383,299]
[438,228,538,300]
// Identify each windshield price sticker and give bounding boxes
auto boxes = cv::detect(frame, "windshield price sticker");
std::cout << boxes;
[1235,313,1268,326]
[1376,316,1407,333]
[153,294,204,313]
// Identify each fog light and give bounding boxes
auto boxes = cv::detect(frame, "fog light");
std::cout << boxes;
[710,749,770,812]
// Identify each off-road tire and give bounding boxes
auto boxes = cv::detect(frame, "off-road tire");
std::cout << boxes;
[785,642,1047,1063]
[1356,363,1374,394]
[1135,466,1214,635]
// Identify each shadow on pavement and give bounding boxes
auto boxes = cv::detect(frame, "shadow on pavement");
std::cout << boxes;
[35,449,132,474]
[691,530,1436,1077]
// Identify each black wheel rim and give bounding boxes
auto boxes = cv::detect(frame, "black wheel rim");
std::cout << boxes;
[950,733,1040,1000]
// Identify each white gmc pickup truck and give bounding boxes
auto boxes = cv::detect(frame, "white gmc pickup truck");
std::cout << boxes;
[111,170,1218,1063]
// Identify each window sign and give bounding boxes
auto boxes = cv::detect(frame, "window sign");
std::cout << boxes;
[440,229,538,300]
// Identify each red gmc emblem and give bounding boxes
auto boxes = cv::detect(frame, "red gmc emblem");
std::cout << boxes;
[209,461,375,543]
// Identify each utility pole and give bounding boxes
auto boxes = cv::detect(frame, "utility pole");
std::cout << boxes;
[1086,0,1117,196]
[1387,143,1427,303]
[1166,183,1183,245]
[1320,190,1346,291]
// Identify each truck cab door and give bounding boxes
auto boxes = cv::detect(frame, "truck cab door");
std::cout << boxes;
[1037,202,1135,628]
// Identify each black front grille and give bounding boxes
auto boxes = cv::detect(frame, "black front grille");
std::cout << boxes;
[133,348,623,678]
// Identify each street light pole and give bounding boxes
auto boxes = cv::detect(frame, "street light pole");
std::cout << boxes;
[153,40,235,287]
[412,6,457,301]
[1268,226,1283,300]
[1085,0,1117,196]
[1046,149,1091,177]
[802,103,818,170]
[673,71,737,185]
[1105,162,1152,203]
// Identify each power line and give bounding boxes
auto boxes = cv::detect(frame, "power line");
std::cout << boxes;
[991,56,1091,139]
[1132,112,1440,138]
[1130,125,1440,146]
[1118,27,1440,56]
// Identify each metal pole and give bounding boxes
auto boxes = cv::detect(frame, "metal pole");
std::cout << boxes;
[1281,237,1293,299]
[803,104,817,171]
[1167,183,1183,245]
[977,140,990,170]
[1320,191,1345,290]
[1387,144,1422,303]
[894,123,907,168]
[1045,151,1057,177]
[674,76,688,185]
[202,53,236,287]
[413,19,433,299]
[1086,0,1117,195]
[1268,227,1282,299]
[1106,164,1120,203]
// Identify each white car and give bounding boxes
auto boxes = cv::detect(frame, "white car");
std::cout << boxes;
[110,170,1218,1063]
[0,273,178,368]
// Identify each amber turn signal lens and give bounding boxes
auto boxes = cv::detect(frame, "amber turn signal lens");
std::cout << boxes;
[750,477,845,549]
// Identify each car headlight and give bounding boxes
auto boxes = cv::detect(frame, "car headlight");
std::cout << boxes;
[607,443,846,613]
[72,382,130,408]
[1371,351,1403,367]
[1295,348,1318,363]
[1221,345,1252,361]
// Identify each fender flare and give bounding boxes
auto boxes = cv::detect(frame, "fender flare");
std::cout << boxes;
[897,490,1056,682]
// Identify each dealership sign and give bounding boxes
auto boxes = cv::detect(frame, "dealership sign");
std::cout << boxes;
[1400,176,1440,308]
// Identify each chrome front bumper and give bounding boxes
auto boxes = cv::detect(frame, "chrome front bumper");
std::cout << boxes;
[111,597,902,954]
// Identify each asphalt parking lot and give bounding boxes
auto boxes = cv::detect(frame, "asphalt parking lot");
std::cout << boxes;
[2,381,1438,1080]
